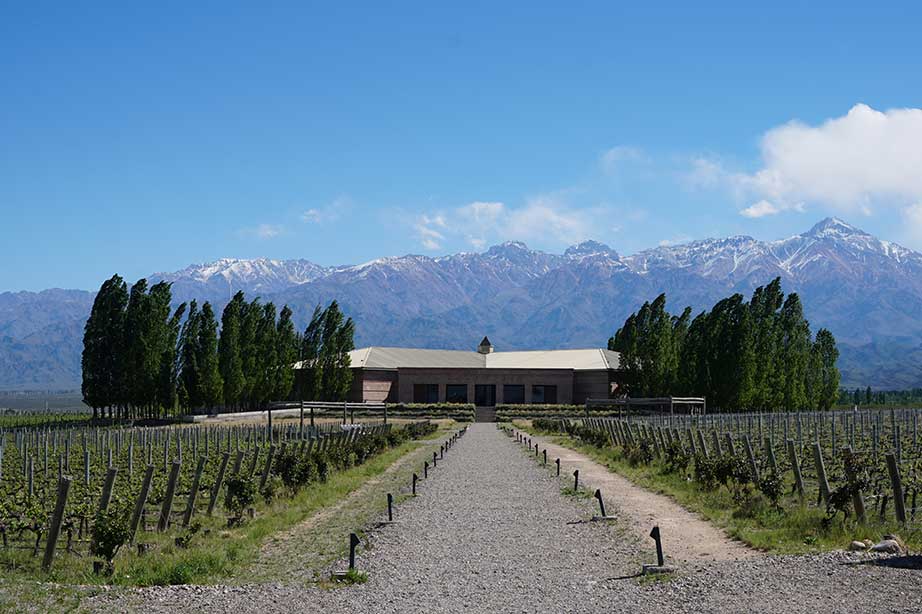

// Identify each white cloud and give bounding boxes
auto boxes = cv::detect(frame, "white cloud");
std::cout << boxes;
[695,104,922,217]
[902,203,922,245]
[600,146,645,175]
[739,199,805,218]
[414,197,601,251]
[302,196,351,224]
[414,214,447,250]
[658,234,692,247]
[239,223,284,240]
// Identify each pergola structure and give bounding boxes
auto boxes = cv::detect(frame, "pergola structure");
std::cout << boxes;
[585,396,706,417]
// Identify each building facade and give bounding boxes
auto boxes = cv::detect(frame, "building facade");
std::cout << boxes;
[344,338,621,406]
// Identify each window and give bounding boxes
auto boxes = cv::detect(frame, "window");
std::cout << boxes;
[531,385,557,404]
[413,384,439,404]
[446,384,468,403]
[503,384,525,404]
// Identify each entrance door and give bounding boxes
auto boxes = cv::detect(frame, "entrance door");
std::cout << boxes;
[474,384,496,407]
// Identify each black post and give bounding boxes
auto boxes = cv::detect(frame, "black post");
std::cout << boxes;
[650,526,664,566]
[573,469,579,491]
[440,445,444,460]
[535,444,539,457]
[424,461,429,479]
[594,489,606,517]
[432,451,437,467]
[412,473,418,496]
[348,533,360,570]
[387,493,393,522]
[555,458,560,476]
[543,450,547,465]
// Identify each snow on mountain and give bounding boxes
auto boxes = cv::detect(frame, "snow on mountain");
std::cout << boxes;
[3,218,922,390]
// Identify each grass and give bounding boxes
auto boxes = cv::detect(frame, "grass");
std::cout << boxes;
[0,422,453,590]
[513,420,922,554]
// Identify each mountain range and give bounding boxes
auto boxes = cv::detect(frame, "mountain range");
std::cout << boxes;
[2,217,921,391]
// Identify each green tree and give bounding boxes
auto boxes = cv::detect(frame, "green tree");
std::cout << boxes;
[274,305,298,400]
[219,292,246,410]
[197,302,224,409]
[179,300,201,409]
[778,293,810,411]
[811,328,840,410]
[81,274,128,420]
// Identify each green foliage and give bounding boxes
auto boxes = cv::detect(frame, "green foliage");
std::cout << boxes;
[663,440,691,474]
[624,440,654,466]
[224,476,256,518]
[612,278,841,411]
[90,507,131,565]
[297,301,355,402]
[758,470,784,507]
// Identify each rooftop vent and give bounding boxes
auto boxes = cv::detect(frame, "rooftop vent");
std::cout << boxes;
[477,336,494,354]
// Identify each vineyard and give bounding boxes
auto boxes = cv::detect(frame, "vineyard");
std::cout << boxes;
[0,417,438,580]
[530,408,922,549]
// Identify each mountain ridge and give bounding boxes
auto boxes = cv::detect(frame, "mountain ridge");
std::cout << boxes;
[2,217,921,390]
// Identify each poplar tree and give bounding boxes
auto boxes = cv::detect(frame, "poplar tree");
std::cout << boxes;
[778,293,810,411]
[82,274,128,419]
[197,302,223,409]
[274,305,298,400]
[179,300,201,409]
[219,292,246,410]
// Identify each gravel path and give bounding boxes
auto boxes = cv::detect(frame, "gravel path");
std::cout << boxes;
[527,430,756,562]
[85,424,922,613]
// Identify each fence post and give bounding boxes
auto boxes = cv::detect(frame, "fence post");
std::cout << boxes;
[885,453,907,524]
[183,456,207,527]
[158,460,181,532]
[786,439,805,499]
[98,466,118,513]
[208,452,232,515]
[842,446,867,524]
[129,465,154,543]
[42,476,71,571]
[812,442,830,505]
[259,444,276,491]
[743,435,759,483]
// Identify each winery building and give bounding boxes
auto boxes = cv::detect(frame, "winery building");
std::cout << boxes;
[345,337,622,406]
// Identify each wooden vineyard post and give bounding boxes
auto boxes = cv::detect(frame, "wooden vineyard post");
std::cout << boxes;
[259,445,276,491]
[811,442,830,505]
[743,435,760,483]
[885,453,907,524]
[129,465,154,544]
[183,456,207,527]
[208,452,231,515]
[98,466,118,513]
[42,476,71,572]
[158,460,181,532]
[786,439,805,499]
[842,446,867,524]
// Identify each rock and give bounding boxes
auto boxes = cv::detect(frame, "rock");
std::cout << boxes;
[848,541,867,551]
[870,539,904,554]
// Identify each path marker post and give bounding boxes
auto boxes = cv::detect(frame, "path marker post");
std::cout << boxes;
[412,473,418,496]
[556,458,560,476]
[387,493,394,522]
[543,450,547,465]
[642,525,675,575]
[573,469,579,491]
[424,461,429,479]
[592,488,616,521]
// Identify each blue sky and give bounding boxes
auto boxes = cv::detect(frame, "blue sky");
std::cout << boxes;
[3,1,922,291]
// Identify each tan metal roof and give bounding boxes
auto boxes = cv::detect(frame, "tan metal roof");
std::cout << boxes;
[347,346,620,371]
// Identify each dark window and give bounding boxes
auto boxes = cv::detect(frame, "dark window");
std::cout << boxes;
[446,384,468,403]
[503,384,525,404]
[413,384,439,404]
[532,385,557,404]
[474,384,496,407]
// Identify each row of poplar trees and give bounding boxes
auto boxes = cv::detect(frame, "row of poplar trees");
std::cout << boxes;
[608,278,840,411]
[81,274,354,420]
